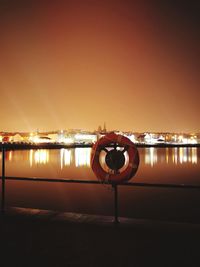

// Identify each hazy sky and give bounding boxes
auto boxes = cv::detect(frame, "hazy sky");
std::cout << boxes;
[0,0,199,132]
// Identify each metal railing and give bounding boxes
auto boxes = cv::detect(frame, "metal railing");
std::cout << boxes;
[1,145,200,223]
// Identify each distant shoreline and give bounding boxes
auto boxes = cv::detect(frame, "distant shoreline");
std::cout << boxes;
[0,142,200,150]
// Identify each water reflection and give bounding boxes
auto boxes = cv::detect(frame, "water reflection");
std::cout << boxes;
[75,148,91,167]
[29,149,49,166]
[28,148,91,168]
[145,148,157,167]
[8,151,13,161]
[60,148,72,169]
[0,151,13,162]
[145,147,198,167]
[191,148,198,164]
[26,147,198,168]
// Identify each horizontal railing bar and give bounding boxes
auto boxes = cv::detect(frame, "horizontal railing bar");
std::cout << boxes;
[121,182,200,189]
[1,176,200,189]
[4,177,101,184]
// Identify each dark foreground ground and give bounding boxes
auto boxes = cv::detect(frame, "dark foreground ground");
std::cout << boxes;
[0,207,200,267]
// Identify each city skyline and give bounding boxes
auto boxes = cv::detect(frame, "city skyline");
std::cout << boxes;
[1,126,200,135]
[0,0,199,132]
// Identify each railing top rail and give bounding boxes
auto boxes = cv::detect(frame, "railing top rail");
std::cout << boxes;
[2,176,200,189]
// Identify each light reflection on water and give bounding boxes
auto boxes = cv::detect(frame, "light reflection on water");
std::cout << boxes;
[1,147,198,170]
[22,147,199,168]
[60,148,72,169]
[28,148,91,168]
[30,149,50,166]
[75,148,91,167]
[144,147,197,167]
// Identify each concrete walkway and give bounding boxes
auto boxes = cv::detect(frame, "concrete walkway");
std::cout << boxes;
[1,207,200,267]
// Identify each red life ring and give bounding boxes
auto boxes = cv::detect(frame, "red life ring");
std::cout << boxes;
[91,133,139,184]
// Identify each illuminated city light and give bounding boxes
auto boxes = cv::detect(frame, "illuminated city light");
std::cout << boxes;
[189,137,197,144]
[127,134,138,143]
[64,138,74,144]
[144,133,157,144]
[0,131,199,146]
[57,135,74,144]
[178,135,183,143]
[74,134,97,143]
[29,135,52,144]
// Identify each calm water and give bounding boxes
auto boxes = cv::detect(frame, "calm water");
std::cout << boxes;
[1,147,200,222]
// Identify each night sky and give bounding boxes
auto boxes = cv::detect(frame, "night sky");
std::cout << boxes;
[0,0,199,132]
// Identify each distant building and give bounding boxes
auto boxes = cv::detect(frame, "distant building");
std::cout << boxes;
[97,125,102,132]
[137,133,146,143]
[48,133,58,142]
[74,133,97,144]
[103,122,107,133]
[12,134,23,143]
[2,136,11,142]
[29,133,52,143]
[97,122,107,133]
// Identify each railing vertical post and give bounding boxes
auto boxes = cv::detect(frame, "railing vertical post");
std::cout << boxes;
[112,183,119,224]
[1,144,5,213]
